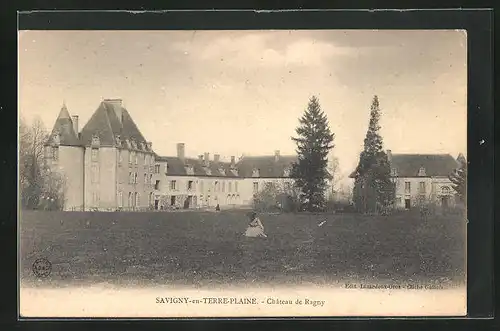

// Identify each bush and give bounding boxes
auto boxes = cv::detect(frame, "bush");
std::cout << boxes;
[252,182,301,213]
[326,200,357,213]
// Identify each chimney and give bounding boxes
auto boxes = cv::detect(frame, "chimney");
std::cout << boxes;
[387,149,392,162]
[230,156,236,167]
[204,152,210,166]
[198,154,204,162]
[71,115,79,135]
[104,98,123,124]
[214,154,220,163]
[176,143,185,160]
[274,150,280,162]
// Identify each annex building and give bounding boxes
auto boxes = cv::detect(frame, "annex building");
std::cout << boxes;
[349,151,463,209]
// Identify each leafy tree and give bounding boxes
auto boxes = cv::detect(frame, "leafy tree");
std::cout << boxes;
[353,95,395,214]
[19,116,66,210]
[327,156,342,200]
[291,96,335,212]
[449,154,467,204]
[252,180,300,213]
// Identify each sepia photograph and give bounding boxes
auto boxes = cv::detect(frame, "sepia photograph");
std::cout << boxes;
[18,29,467,318]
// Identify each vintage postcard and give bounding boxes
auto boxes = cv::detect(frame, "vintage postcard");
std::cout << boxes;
[18,29,467,318]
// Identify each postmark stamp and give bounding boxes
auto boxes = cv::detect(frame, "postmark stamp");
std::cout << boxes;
[32,258,52,278]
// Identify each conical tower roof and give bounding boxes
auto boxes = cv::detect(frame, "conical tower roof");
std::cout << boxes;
[46,103,81,146]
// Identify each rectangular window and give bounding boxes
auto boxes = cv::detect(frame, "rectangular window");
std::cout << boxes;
[155,180,160,190]
[222,181,225,192]
[129,151,133,164]
[52,146,59,161]
[154,164,160,174]
[187,181,194,190]
[149,174,153,185]
[92,191,100,207]
[91,165,99,183]
[128,192,132,207]
[419,181,426,194]
[134,192,139,207]
[253,182,259,193]
[405,181,411,194]
[135,152,138,165]
[144,154,147,165]
[144,173,147,185]
[228,182,232,192]
[170,180,176,190]
[235,182,238,192]
[200,181,204,192]
[91,148,99,162]
[118,150,123,166]
[118,191,123,208]
[214,181,219,192]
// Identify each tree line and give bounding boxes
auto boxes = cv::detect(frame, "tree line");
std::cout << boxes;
[19,117,65,210]
[255,94,467,213]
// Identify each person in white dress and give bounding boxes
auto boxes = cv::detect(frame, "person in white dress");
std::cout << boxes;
[244,212,267,238]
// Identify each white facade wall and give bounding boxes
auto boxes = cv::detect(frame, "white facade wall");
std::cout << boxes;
[394,176,456,208]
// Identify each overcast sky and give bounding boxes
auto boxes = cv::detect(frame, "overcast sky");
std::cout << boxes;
[18,30,467,183]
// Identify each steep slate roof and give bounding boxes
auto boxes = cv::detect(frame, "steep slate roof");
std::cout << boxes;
[389,154,460,177]
[79,100,149,148]
[236,155,297,178]
[155,156,240,178]
[154,154,297,178]
[349,153,460,178]
[46,105,81,146]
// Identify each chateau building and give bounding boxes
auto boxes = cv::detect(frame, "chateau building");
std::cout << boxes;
[349,150,462,209]
[44,99,295,211]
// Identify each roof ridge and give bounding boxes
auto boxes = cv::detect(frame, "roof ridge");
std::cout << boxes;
[102,103,116,146]
[121,107,147,143]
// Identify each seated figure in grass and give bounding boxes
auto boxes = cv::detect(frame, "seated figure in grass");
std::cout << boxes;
[244,211,267,238]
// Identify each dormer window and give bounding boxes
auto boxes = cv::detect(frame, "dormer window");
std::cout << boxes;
[205,168,212,176]
[391,168,398,177]
[283,167,291,177]
[130,139,137,149]
[91,134,100,147]
[230,169,238,177]
[418,166,426,176]
[219,167,226,176]
[185,165,194,175]
[140,142,145,150]
[52,132,61,146]
[115,135,122,147]
[252,168,260,177]
[164,163,168,174]
[125,139,131,149]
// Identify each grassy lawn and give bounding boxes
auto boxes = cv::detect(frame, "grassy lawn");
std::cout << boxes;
[20,210,466,288]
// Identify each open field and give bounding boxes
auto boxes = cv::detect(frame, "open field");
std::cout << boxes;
[20,210,466,288]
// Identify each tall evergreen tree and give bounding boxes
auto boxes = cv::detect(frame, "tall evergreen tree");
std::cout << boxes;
[353,95,395,214]
[291,96,335,212]
[449,154,467,204]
